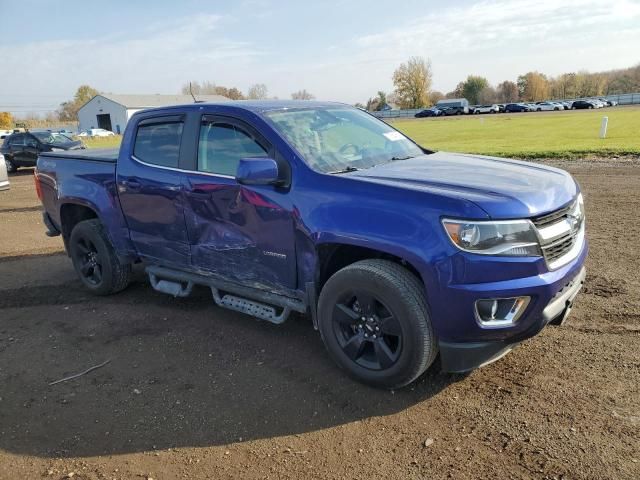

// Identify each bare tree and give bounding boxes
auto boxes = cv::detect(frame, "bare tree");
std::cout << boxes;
[496,81,519,102]
[478,86,498,104]
[291,89,315,100]
[181,81,245,99]
[392,57,432,109]
[429,90,445,105]
[247,83,269,100]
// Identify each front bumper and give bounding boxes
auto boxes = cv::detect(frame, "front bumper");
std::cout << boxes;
[439,266,586,373]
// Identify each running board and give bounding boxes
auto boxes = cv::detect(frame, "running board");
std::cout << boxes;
[145,265,305,324]
[211,287,290,324]
[149,272,194,297]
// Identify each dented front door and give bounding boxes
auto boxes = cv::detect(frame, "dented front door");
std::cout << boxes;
[181,116,297,292]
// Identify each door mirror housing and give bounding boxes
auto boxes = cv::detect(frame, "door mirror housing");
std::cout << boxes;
[236,157,281,186]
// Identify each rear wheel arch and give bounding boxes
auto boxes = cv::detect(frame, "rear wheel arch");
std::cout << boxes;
[60,203,99,240]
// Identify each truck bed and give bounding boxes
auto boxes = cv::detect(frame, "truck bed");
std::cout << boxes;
[39,148,119,163]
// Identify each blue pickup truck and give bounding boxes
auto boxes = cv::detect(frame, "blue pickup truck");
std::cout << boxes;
[35,101,587,388]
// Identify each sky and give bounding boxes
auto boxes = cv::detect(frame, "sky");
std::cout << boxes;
[1,0,639,115]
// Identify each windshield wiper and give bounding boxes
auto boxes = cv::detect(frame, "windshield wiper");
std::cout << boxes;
[390,155,416,161]
[329,166,359,174]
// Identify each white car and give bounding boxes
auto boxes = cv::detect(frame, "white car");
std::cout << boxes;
[591,99,606,108]
[77,128,115,137]
[534,102,562,111]
[0,153,9,191]
[473,104,499,114]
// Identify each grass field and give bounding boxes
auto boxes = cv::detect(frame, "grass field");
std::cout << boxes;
[82,106,639,158]
[82,135,122,149]
[391,105,640,158]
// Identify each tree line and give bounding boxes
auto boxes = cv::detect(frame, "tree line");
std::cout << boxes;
[180,81,316,101]
[364,60,640,110]
[3,61,639,126]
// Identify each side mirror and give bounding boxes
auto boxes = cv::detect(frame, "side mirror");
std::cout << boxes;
[236,157,281,186]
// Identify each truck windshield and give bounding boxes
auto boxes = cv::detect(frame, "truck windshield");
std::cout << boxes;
[265,107,424,173]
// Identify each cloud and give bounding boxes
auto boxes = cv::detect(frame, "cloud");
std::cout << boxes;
[4,1,640,111]
[2,14,264,110]
[331,0,640,95]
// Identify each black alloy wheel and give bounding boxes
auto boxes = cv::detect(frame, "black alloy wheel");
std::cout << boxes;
[332,291,402,371]
[318,259,437,389]
[68,219,131,295]
[72,236,103,286]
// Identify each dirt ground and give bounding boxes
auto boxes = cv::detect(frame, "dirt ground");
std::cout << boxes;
[0,160,638,480]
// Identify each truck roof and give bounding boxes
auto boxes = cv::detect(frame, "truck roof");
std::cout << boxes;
[133,100,350,115]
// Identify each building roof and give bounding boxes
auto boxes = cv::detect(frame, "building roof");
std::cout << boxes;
[95,93,230,109]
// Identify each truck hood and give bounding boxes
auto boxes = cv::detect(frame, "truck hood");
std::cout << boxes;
[349,152,578,218]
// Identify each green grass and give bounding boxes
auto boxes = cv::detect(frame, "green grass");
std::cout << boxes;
[82,135,122,149]
[391,106,640,158]
[82,106,640,158]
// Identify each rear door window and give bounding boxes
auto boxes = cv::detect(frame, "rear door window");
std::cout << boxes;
[9,134,24,146]
[133,120,183,168]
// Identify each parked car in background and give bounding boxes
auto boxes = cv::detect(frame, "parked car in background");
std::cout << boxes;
[414,108,443,118]
[534,102,561,111]
[496,104,506,113]
[36,100,587,389]
[435,98,470,115]
[504,103,530,112]
[473,104,499,114]
[1,131,85,173]
[560,101,574,110]
[605,99,618,106]
[0,153,9,190]
[77,128,115,137]
[571,100,596,109]
[0,129,13,140]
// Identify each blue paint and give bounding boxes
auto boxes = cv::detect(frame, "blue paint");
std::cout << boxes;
[37,100,587,352]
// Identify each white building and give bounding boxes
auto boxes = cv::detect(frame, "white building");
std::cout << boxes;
[77,94,229,134]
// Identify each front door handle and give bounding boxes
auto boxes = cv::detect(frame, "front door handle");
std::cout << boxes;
[122,180,142,190]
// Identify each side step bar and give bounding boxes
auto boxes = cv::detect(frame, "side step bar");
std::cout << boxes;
[145,265,306,324]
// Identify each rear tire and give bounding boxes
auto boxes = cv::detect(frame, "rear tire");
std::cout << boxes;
[318,259,437,389]
[69,219,131,295]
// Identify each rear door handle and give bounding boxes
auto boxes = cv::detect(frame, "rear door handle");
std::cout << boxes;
[186,189,210,199]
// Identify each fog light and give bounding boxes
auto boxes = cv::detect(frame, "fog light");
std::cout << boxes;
[475,297,530,327]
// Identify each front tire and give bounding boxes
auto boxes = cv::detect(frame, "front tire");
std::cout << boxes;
[318,260,437,389]
[69,219,131,295]
[5,158,17,173]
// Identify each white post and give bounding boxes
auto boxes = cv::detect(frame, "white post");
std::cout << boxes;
[600,116,608,139]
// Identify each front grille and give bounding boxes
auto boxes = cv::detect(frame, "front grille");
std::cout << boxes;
[532,203,573,229]
[532,198,583,268]
[541,232,576,264]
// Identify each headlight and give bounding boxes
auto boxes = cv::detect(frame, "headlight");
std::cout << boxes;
[50,147,65,152]
[442,218,541,256]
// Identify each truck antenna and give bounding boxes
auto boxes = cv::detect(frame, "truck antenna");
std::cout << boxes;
[189,82,197,103]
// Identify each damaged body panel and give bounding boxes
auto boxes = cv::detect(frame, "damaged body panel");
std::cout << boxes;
[36,100,587,388]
